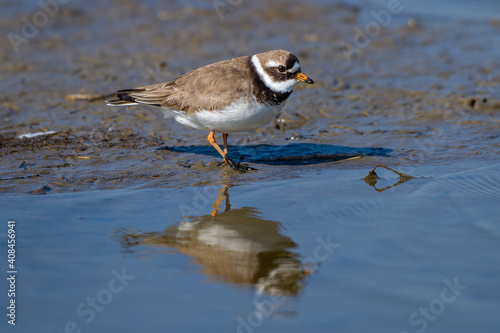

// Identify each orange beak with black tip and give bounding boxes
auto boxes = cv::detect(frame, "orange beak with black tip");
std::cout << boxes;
[296,72,314,84]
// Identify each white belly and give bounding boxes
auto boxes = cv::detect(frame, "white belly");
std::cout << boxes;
[162,97,285,133]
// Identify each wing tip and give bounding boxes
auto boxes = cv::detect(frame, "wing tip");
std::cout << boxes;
[105,88,165,107]
[105,99,139,106]
[105,89,145,106]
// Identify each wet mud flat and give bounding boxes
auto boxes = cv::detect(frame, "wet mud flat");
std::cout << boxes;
[1,0,499,194]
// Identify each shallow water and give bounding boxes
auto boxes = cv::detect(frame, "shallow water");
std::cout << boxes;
[1,162,500,332]
[1,0,499,332]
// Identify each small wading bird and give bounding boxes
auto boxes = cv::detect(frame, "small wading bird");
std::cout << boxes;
[106,50,314,172]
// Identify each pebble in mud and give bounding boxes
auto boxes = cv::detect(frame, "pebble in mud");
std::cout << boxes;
[30,185,52,195]
[408,17,418,28]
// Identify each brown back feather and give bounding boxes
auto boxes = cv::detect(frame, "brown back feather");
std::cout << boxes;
[109,56,253,114]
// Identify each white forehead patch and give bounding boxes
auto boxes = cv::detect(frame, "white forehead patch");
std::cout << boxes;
[265,60,301,74]
[252,55,298,93]
[288,61,301,74]
[265,60,281,68]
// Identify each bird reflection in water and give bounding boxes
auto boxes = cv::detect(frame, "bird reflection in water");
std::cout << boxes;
[117,186,309,296]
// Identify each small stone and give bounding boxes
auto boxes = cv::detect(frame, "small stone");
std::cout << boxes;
[30,185,52,195]
[408,17,418,28]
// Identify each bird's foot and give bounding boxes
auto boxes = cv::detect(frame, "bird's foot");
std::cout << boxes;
[224,155,256,172]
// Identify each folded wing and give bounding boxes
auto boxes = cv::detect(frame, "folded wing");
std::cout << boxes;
[106,56,251,115]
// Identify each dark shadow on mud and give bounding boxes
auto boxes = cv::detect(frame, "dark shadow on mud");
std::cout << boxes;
[160,143,392,165]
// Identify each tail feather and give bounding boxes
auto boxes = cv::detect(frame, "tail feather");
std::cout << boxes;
[105,88,162,107]
[105,98,138,106]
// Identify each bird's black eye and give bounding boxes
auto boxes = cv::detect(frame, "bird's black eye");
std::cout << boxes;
[277,65,286,73]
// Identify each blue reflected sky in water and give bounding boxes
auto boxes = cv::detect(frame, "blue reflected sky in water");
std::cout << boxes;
[346,0,500,20]
[0,162,499,332]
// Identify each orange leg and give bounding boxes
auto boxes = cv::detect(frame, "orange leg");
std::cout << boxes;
[211,186,226,216]
[211,185,230,216]
[222,133,229,161]
[207,131,253,172]
[207,130,226,162]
